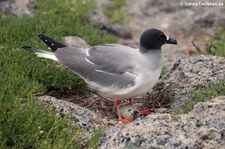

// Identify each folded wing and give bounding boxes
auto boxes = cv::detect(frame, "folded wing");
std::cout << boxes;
[55,44,138,89]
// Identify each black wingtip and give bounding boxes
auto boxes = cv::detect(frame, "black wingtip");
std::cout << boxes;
[21,46,37,53]
[37,34,66,51]
[21,46,32,50]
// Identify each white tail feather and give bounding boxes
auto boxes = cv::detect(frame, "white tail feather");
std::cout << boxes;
[35,52,58,61]
[23,46,58,61]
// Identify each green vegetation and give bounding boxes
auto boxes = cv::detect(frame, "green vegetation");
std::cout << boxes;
[87,129,103,149]
[0,0,115,148]
[104,0,127,24]
[173,81,225,114]
[0,98,82,148]
[209,29,225,56]
[160,66,168,77]
[197,29,225,57]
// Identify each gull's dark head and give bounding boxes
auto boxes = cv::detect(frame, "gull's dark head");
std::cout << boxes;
[140,28,178,52]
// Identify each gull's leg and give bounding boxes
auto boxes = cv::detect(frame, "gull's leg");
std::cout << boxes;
[115,99,133,124]
[128,97,133,106]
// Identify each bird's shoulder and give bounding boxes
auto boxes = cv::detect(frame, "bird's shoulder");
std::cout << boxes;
[88,44,136,53]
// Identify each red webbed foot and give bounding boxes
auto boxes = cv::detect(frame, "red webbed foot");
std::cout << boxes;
[118,118,133,124]
[140,108,151,116]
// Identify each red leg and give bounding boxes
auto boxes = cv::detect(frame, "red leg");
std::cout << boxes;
[127,98,133,106]
[115,99,122,120]
[115,99,133,124]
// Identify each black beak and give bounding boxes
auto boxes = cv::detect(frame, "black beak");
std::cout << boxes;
[166,37,178,45]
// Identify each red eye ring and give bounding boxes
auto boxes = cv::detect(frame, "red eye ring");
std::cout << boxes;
[159,33,165,39]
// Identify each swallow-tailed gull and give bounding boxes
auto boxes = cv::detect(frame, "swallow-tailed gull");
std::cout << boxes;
[22,28,177,123]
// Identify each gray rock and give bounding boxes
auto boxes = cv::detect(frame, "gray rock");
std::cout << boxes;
[88,9,132,39]
[152,55,225,111]
[110,23,132,39]
[38,96,106,134]
[64,36,90,48]
[94,0,114,10]
[0,0,35,16]
[99,96,225,149]
[90,0,133,39]
[0,0,10,13]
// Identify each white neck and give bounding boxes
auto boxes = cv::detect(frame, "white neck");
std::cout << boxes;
[140,49,163,70]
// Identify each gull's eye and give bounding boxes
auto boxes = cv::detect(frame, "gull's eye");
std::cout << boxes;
[159,33,166,39]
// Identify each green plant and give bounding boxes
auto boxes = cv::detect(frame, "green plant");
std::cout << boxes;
[195,29,225,57]
[87,129,103,149]
[209,29,225,56]
[104,0,127,24]
[173,80,225,114]
[160,65,168,77]
[0,98,82,149]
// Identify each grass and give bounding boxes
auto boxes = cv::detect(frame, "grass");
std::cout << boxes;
[104,0,127,24]
[195,28,225,57]
[0,0,115,148]
[172,29,225,114]
[0,98,82,148]
[87,129,103,149]
[209,29,225,56]
[173,81,225,114]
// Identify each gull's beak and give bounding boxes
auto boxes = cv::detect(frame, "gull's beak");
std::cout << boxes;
[166,36,178,45]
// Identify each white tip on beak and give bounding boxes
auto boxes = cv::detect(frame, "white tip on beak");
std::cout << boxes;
[165,36,178,45]
[166,36,170,41]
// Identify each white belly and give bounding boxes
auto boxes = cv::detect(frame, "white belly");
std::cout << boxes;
[108,67,161,98]
[90,66,161,99]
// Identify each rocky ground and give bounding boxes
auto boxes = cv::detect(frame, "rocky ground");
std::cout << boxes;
[152,55,225,112]
[0,0,35,16]
[99,96,225,149]
[1,0,225,148]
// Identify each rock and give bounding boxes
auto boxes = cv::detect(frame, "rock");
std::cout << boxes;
[152,55,225,111]
[94,0,114,10]
[0,0,35,16]
[0,0,10,14]
[88,10,111,29]
[90,0,132,39]
[99,96,225,149]
[38,96,106,134]
[154,108,168,113]
[88,10,132,39]
[110,23,132,39]
[64,36,90,48]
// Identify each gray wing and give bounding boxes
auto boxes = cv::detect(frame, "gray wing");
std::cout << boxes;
[55,45,138,89]
[87,44,137,74]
